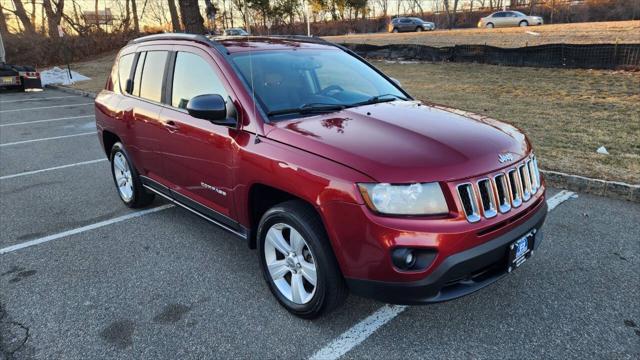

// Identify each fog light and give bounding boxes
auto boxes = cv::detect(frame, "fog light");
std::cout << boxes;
[392,248,417,270]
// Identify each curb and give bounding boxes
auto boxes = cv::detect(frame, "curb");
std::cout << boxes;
[45,85,639,203]
[541,170,639,203]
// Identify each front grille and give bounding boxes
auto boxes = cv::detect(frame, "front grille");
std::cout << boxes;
[457,154,541,222]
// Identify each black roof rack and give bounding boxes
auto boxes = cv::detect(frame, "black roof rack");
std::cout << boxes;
[128,33,213,45]
[127,33,343,57]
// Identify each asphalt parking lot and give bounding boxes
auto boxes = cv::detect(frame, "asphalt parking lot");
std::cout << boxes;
[1,89,639,359]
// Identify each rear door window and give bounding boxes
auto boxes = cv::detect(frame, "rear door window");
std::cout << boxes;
[171,51,228,109]
[139,51,168,102]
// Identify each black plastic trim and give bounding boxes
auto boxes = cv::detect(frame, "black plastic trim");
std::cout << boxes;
[140,176,248,239]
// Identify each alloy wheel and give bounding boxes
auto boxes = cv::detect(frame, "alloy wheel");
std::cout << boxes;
[113,152,134,202]
[264,223,317,305]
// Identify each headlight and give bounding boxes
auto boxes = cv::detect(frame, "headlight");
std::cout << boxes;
[358,182,448,215]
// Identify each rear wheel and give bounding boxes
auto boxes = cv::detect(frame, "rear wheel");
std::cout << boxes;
[258,200,347,319]
[486,23,494,28]
[109,142,154,208]
[519,20,529,27]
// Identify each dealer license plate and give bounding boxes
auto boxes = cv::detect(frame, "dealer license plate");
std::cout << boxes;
[508,230,536,271]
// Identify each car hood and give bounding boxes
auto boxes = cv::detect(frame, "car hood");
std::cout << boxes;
[265,101,530,183]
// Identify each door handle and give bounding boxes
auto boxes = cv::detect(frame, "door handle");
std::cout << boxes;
[164,120,180,132]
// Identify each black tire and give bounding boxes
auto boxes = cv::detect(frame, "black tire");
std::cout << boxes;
[109,142,154,208]
[416,27,423,32]
[258,200,347,319]
[519,20,529,27]
[486,23,494,28]
[392,28,399,33]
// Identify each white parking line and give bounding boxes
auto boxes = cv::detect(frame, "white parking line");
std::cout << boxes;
[0,132,96,147]
[0,205,175,255]
[0,115,94,127]
[0,95,78,104]
[0,103,93,113]
[0,159,107,180]
[309,190,577,360]
[547,190,578,210]
[309,305,407,360]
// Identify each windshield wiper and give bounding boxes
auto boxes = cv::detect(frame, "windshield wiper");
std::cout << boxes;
[348,93,408,107]
[267,103,346,117]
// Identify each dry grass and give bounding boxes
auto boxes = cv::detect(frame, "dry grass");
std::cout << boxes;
[326,20,640,48]
[66,52,640,184]
[375,61,640,183]
[65,52,117,93]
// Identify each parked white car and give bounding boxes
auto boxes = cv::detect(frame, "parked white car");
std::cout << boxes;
[478,11,544,28]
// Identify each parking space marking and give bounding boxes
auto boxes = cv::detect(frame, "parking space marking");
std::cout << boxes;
[0,95,78,104]
[0,103,93,113]
[0,159,107,180]
[309,190,577,360]
[0,115,94,127]
[547,190,577,210]
[309,305,407,360]
[0,131,96,147]
[0,205,175,255]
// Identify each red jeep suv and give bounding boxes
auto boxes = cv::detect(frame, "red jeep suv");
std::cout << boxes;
[95,34,547,318]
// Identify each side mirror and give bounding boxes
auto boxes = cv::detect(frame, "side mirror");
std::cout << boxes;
[390,77,402,87]
[186,94,236,127]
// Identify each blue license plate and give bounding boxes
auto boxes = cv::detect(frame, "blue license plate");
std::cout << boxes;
[515,237,529,259]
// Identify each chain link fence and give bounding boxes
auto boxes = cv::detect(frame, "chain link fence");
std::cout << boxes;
[343,43,640,70]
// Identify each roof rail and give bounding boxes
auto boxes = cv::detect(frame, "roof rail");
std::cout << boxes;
[128,33,212,45]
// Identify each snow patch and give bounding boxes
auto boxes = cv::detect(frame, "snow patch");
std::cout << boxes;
[40,67,91,86]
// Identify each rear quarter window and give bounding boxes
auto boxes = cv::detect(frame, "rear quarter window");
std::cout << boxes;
[117,53,135,94]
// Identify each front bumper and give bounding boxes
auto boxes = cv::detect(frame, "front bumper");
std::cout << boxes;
[345,201,547,305]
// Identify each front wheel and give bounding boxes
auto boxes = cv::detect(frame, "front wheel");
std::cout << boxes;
[110,142,154,208]
[486,23,494,28]
[392,28,399,33]
[258,200,347,319]
[519,20,529,27]
[416,27,423,32]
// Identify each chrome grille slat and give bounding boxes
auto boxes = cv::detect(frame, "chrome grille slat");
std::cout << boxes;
[493,173,512,213]
[519,164,532,201]
[457,183,480,223]
[477,178,497,218]
[527,159,538,193]
[507,168,523,208]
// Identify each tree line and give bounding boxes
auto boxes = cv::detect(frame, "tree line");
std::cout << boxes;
[0,0,636,37]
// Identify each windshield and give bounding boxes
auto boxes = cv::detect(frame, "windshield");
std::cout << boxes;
[231,49,407,118]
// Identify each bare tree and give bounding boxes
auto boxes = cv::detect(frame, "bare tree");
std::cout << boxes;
[42,0,65,37]
[168,0,181,31]
[0,3,10,36]
[179,0,205,34]
[10,0,36,33]
[443,0,459,28]
[131,0,140,32]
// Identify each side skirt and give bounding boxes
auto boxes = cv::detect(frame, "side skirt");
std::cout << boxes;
[140,176,249,240]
